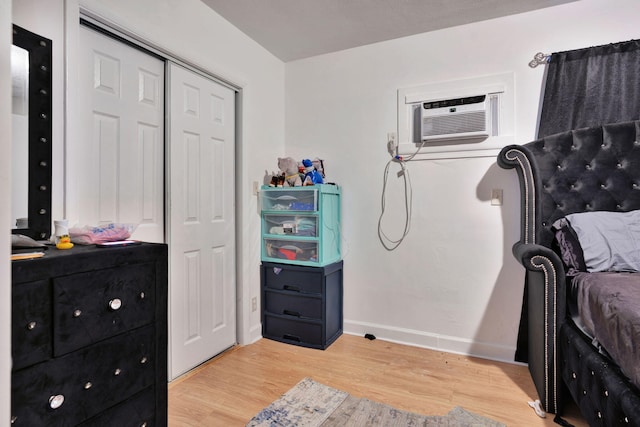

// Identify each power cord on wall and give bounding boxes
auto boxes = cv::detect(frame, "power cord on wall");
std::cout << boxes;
[377,136,426,250]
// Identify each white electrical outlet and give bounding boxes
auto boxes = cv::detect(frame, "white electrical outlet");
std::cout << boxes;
[251,297,258,312]
[491,189,503,206]
[387,132,397,154]
[252,181,259,196]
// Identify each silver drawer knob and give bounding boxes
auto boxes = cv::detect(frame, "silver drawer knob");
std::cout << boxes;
[109,298,122,310]
[84,381,92,390]
[27,321,37,330]
[11,415,17,424]
[114,368,122,376]
[140,356,148,364]
[49,394,65,409]
[139,291,145,299]
[73,309,82,318]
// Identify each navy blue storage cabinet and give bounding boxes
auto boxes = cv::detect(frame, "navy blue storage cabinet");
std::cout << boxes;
[261,260,343,349]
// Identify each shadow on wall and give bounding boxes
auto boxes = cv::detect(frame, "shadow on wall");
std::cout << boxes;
[470,160,533,395]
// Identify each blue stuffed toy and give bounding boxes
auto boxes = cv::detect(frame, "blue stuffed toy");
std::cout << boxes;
[302,159,324,185]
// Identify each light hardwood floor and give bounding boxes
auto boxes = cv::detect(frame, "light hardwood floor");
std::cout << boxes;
[168,334,587,426]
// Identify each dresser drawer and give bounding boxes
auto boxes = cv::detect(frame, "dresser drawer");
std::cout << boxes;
[11,325,156,427]
[52,262,156,356]
[12,280,51,370]
[78,387,156,427]
[264,289,322,319]
[263,313,323,347]
[262,264,322,294]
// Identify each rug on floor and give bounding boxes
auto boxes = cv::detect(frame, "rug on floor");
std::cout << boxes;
[246,377,506,427]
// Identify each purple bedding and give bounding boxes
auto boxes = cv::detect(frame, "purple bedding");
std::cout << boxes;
[571,271,640,389]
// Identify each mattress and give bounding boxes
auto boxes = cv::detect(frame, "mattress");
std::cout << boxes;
[570,271,640,389]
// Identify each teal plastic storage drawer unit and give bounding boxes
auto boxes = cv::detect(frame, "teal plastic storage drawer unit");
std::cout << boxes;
[260,184,341,267]
[261,261,343,350]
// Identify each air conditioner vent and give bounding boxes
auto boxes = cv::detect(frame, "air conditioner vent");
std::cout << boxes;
[423,110,486,137]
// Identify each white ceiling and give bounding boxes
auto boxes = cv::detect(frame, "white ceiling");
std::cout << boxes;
[201,0,578,62]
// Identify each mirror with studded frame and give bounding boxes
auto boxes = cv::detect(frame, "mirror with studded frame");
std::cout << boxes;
[11,24,52,240]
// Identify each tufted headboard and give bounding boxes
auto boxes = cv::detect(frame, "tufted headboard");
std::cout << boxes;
[499,120,640,250]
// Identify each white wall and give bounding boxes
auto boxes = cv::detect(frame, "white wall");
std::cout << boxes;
[284,0,640,361]
[1,2,13,423]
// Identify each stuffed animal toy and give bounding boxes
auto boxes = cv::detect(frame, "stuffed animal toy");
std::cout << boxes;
[265,170,276,187]
[268,171,285,187]
[278,157,302,187]
[302,159,324,185]
[312,158,325,179]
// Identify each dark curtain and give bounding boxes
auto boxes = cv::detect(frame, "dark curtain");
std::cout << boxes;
[538,38,640,138]
[516,39,640,363]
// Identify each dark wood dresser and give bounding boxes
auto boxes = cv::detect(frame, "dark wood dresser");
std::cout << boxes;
[11,243,168,426]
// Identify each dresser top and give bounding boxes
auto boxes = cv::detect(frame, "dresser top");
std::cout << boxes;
[12,242,168,283]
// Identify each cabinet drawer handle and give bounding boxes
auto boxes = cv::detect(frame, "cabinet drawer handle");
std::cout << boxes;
[283,310,301,317]
[26,321,37,330]
[283,334,301,342]
[109,298,122,310]
[283,285,301,292]
[49,394,65,409]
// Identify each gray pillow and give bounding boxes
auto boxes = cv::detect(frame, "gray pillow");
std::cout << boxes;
[565,209,640,272]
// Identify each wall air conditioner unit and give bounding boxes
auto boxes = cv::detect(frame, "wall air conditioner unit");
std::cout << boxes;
[418,94,499,143]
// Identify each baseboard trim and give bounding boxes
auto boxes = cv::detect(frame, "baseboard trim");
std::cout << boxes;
[344,319,522,365]
[247,323,263,345]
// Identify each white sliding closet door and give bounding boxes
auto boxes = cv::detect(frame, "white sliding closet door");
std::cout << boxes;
[168,63,236,379]
[77,26,165,243]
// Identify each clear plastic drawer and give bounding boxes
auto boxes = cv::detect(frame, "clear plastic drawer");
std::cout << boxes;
[263,214,318,237]
[260,189,317,212]
[263,238,319,264]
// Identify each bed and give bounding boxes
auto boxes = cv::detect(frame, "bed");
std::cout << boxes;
[497,120,640,426]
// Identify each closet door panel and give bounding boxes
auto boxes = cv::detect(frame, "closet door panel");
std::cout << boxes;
[77,26,165,243]
[168,63,236,379]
